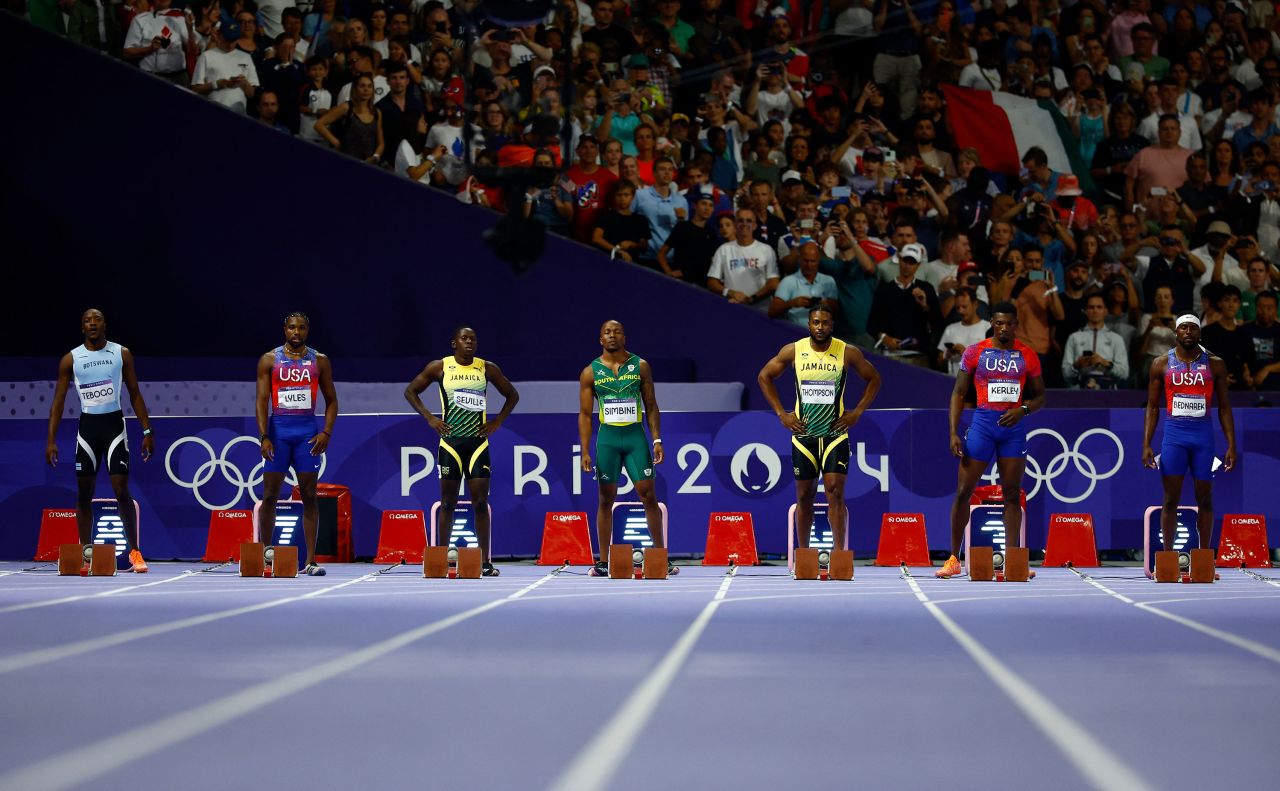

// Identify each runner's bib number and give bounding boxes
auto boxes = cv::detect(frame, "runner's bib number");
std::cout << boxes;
[800,380,836,405]
[277,387,313,411]
[1171,394,1207,418]
[453,389,487,412]
[77,380,116,409]
[987,381,1022,403]
[602,398,638,425]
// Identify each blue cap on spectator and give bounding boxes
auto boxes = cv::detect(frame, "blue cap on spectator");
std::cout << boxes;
[690,188,715,203]
[626,54,650,69]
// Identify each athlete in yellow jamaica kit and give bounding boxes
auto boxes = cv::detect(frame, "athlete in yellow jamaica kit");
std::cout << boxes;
[758,305,881,555]
[579,320,675,577]
[405,327,520,577]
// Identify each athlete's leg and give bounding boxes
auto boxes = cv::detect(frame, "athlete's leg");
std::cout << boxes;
[795,479,817,549]
[1193,478,1214,551]
[295,472,319,566]
[438,478,459,548]
[822,473,849,550]
[75,475,95,544]
[948,458,988,557]
[108,473,140,551]
[633,479,664,549]
[467,476,491,562]
[1159,474,1186,551]
[995,457,1026,549]
[596,482,618,560]
[259,472,285,545]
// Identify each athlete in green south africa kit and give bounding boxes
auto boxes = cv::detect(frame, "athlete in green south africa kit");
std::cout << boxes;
[758,305,881,555]
[404,327,520,578]
[578,320,673,577]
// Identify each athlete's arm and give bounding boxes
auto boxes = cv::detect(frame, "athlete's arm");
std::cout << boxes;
[45,353,73,466]
[1212,356,1237,471]
[1000,374,1046,427]
[121,347,155,461]
[1142,355,1167,469]
[757,344,804,433]
[578,366,596,472]
[639,360,663,465]
[312,354,338,454]
[404,360,449,435]
[833,345,881,432]
[948,369,972,458]
[255,352,276,461]
[483,362,520,436]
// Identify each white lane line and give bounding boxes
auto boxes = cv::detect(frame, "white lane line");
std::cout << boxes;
[547,572,736,791]
[0,572,380,675]
[0,571,557,791]
[903,574,1153,791]
[0,572,199,614]
[1071,573,1280,667]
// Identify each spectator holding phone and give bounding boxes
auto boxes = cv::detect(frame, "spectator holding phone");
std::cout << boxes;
[593,180,651,262]
[936,287,991,375]
[770,243,839,326]
[1137,283,1179,382]
[1134,226,1205,313]
[192,22,259,114]
[777,195,822,272]
[868,243,942,368]
[1063,294,1131,389]
[123,0,197,85]
[1125,115,1194,206]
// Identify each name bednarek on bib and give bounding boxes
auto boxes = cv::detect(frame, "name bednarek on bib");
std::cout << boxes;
[602,398,639,425]
[453,389,487,413]
[1171,394,1207,418]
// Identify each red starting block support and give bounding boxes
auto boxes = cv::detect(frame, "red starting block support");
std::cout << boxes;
[35,509,80,561]
[1043,513,1099,568]
[703,512,758,566]
[1218,514,1271,568]
[375,510,427,564]
[538,512,594,565]
[874,513,931,566]
[202,510,254,562]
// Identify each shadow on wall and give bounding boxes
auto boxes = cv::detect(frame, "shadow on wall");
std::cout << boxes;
[0,15,953,409]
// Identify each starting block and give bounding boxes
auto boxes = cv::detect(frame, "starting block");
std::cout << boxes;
[875,513,930,566]
[1218,515,1271,568]
[240,542,265,577]
[642,547,668,580]
[786,501,848,575]
[89,544,116,577]
[609,543,634,579]
[964,487,1026,578]
[375,510,427,564]
[58,544,84,576]
[703,512,758,566]
[793,547,820,580]
[1003,547,1030,582]
[539,512,594,565]
[1187,548,1215,583]
[270,546,298,579]
[423,546,449,578]
[968,546,995,582]
[1143,506,1211,582]
[1043,514,1098,567]
[455,547,482,579]
[827,549,854,581]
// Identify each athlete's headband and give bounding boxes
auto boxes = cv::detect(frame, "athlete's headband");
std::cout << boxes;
[1175,314,1201,329]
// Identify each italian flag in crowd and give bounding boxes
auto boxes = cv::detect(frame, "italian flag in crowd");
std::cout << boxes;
[941,85,1094,192]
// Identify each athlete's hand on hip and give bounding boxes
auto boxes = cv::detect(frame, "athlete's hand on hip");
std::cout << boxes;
[427,416,451,435]
[950,434,965,458]
[833,411,861,433]
[1142,446,1157,469]
[1223,448,1236,471]
[652,442,664,465]
[996,408,1023,428]
[260,437,275,462]
[140,434,154,461]
[581,452,594,473]
[779,413,806,433]
[45,443,58,467]
[482,419,504,436]
[309,432,329,455]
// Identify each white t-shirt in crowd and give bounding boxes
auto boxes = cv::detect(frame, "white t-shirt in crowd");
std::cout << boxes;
[123,10,191,75]
[256,0,295,38]
[337,75,390,105]
[394,140,431,185]
[298,84,332,142]
[425,121,468,185]
[938,319,993,375]
[754,89,796,134]
[707,240,780,306]
[193,47,260,114]
[958,64,1002,91]
[833,5,873,37]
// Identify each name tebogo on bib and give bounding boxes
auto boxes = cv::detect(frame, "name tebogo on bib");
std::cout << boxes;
[800,380,836,405]
[1171,393,1206,418]
[277,387,313,411]
[78,380,116,409]
[987,381,1021,403]
[453,389,487,412]
[602,397,638,425]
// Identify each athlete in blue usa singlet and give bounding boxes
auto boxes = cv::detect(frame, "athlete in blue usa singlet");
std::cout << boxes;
[255,312,338,575]
[46,309,155,573]
[1143,315,1236,560]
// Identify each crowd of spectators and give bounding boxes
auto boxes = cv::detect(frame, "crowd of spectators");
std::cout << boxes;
[27,0,1280,389]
